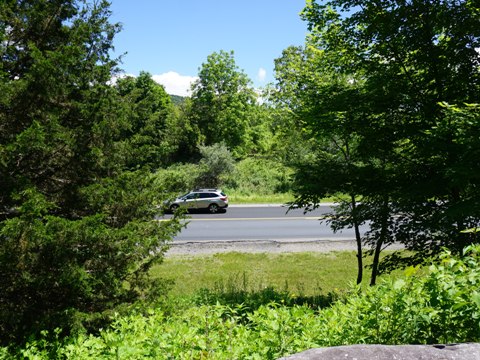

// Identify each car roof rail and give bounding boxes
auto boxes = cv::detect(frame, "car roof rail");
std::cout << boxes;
[193,188,219,192]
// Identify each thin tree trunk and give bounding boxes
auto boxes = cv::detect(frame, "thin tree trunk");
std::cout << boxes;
[370,234,383,286]
[370,198,389,286]
[351,194,363,285]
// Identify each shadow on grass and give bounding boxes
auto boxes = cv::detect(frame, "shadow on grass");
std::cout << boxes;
[192,272,341,315]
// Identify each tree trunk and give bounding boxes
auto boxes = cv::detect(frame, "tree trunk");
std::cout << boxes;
[351,194,363,285]
[370,235,383,286]
[370,198,389,286]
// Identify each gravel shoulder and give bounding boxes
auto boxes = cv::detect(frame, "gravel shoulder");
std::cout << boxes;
[166,239,392,256]
[166,238,405,256]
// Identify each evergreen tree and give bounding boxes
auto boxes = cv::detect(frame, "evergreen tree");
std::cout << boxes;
[0,0,182,344]
[114,71,176,169]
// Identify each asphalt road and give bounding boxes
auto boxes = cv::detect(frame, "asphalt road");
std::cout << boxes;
[164,204,367,242]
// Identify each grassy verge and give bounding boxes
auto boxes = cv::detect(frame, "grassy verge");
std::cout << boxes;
[226,192,294,204]
[225,191,342,204]
[153,251,369,298]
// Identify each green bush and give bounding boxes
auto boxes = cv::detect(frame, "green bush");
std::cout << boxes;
[314,246,480,345]
[155,155,293,203]
[225,157,293,195]
[154,163,202,195]
[196,143,235,188]
[5,245,480,359]
[155,144,235,194]
[0,173,183,346]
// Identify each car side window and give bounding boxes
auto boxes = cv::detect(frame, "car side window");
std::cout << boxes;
[199,193,213,199]
[185,193,197,200]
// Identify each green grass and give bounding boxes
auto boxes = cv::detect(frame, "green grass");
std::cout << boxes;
[225,191,341,204]
[7,248,477,359]
[153,251,362,298]
[226,192,294,204]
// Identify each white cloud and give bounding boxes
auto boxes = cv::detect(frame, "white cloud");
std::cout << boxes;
[152,71,198,97]
[257,67,267,83]
[108,73,135,86]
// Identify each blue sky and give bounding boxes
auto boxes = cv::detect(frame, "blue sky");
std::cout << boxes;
[108,1,308,96]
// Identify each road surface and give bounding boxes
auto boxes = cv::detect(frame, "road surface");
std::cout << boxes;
[172,205,363,241]
[160,205,372,256]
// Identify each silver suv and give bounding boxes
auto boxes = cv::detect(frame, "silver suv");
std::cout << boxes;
[169,189,228,213]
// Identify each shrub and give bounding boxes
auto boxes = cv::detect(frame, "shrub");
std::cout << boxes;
[154,163,202,195]
[196,143,235,188]
[224,157,293,195]
[314,245,480,346]
[4,245,480,358]
[0,173,183,345]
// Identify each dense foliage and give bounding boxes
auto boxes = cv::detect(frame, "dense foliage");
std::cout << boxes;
[2,0,479,351]
[0,0,182,344]
[187,50,258,156]
[274,0,480,284]
[224,157,293,195]
[113,71,176,169]
[3,245,480,359]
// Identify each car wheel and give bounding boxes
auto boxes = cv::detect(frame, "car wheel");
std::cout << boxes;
[170,204,179,212]
[208,203,219,214]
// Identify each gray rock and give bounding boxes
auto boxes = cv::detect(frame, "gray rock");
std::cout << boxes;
[279,343,480,360]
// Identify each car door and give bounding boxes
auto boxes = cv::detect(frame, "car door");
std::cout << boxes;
[195,193,211,209]
[181,193,198,209]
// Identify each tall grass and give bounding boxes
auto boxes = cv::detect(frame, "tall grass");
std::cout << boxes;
[226,192,294,204]
[154,157,341,204]
[222,158,293,201]
[152,251,364,298]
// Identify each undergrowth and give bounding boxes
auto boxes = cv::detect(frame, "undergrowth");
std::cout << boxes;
[4,245,480,359]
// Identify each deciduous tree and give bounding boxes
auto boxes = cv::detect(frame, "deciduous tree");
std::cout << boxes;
[275,0,480,284]
[188,50,257,156]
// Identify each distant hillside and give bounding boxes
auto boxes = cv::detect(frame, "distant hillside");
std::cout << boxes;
[170,94,186,106]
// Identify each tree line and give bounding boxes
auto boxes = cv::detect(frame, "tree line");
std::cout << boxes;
[1,0,479,345]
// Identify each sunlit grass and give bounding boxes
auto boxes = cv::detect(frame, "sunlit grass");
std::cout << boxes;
[225,192,294,204]
[152,249,412,300]
[225,191,341,205]
[152,251,389,298]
